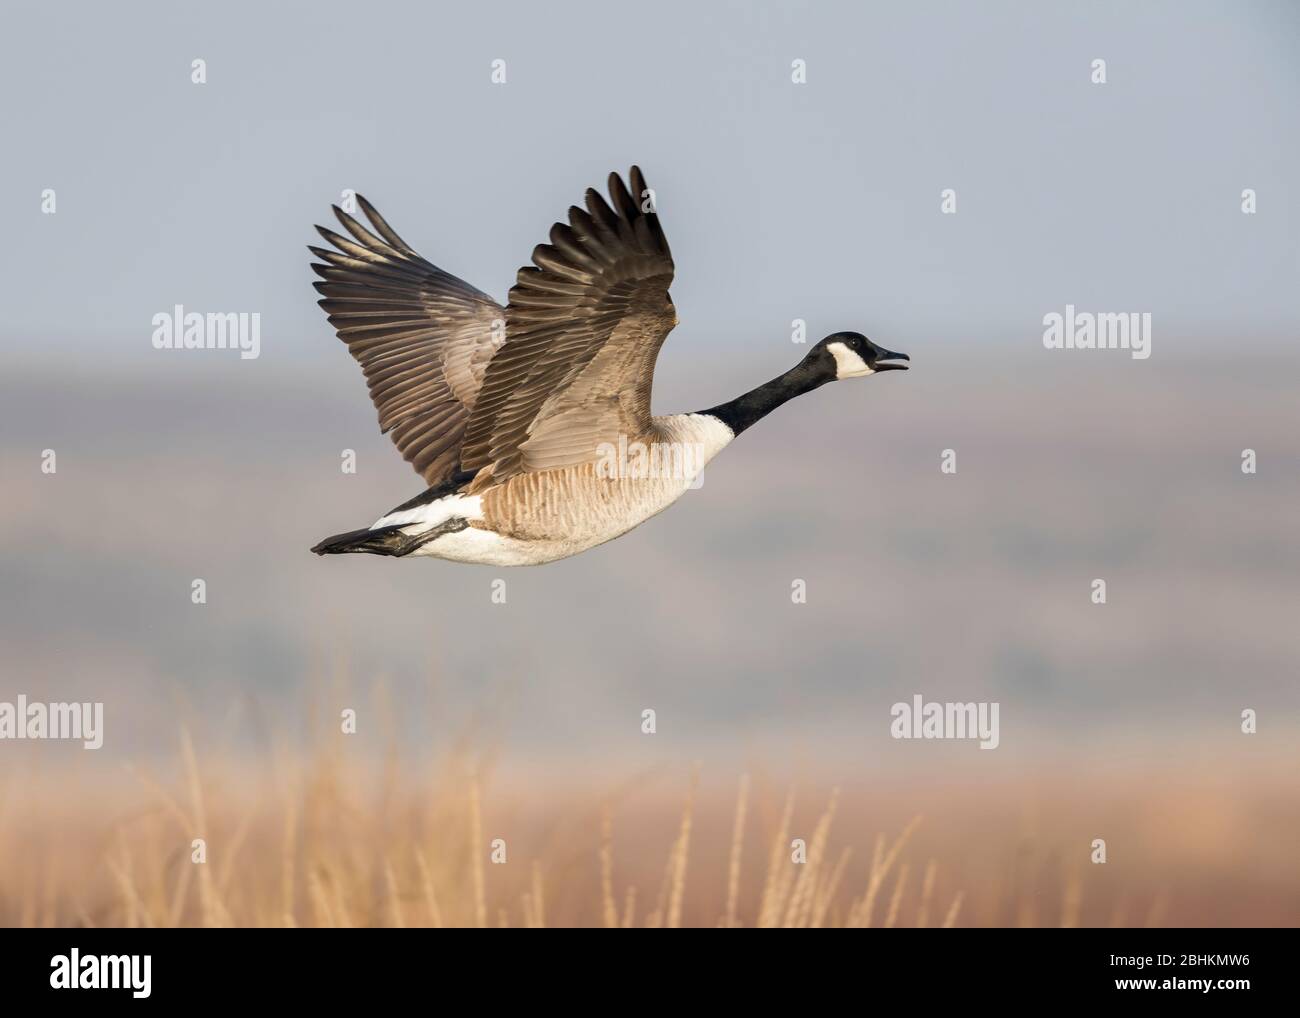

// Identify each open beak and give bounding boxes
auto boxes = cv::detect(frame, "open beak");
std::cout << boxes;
[872,349,910,372]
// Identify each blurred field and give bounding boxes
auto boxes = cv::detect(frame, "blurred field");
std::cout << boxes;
[2,725,1295,928]
[3,350,1298,759]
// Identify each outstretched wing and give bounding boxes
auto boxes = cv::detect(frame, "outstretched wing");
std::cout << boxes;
[459,166,676,482]
[310,196,505,486]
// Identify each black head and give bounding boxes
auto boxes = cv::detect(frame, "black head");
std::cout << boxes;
[811,331,909,379]
[698,330,909,435]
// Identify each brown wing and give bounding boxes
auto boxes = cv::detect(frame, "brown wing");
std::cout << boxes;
[310,196,505,486]
[459,166,676,482]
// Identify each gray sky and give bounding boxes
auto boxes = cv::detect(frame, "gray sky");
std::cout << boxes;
[1,2,1298,762]
[3,0,1298,365]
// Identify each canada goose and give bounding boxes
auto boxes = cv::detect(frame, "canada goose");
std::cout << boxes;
[309,167,908,566]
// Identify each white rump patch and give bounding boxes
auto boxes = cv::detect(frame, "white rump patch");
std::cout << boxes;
[372,493,484,533]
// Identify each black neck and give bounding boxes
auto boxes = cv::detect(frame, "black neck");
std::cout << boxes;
[698,357,833,436]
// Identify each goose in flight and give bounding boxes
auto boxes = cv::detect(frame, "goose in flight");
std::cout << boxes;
[309,167,908,566]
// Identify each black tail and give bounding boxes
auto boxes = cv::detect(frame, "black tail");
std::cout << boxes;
[311,518,469,557]
[311,525,412,556]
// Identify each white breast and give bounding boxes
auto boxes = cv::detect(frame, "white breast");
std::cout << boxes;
[653,412,736,472]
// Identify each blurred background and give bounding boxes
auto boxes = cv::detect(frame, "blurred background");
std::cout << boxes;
[1,0,1297,926]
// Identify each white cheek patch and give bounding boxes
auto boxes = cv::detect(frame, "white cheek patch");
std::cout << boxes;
[827,341,874,379]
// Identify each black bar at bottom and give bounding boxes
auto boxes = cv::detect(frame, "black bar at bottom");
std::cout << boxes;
[0,928,1280,1005]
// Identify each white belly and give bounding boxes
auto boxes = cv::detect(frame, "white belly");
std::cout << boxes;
[411,526,609,566]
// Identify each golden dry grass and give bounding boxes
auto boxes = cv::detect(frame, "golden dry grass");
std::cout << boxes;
[1,727,1296,928]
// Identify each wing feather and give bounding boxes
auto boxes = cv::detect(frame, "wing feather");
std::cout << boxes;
[309,196,505,486]
[460,166,676,481]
